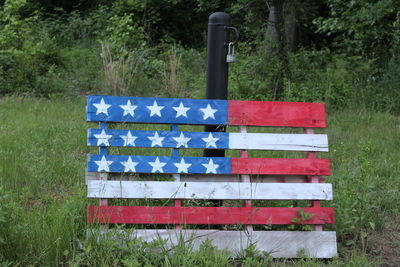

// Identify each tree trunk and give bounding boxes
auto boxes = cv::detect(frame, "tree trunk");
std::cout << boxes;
[284,0,299,52]
[265,0,285,99]
[265,0,285,56]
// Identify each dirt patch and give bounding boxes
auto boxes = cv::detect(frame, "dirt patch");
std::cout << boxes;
[368,217,400,266]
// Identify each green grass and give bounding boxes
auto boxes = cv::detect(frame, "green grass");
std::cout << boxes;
[0,96,398,266]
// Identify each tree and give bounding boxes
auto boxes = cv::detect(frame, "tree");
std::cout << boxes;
[314,0,399,60]
[264,0,300,98]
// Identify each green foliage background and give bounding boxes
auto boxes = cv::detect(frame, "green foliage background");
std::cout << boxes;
[0,0,399,112]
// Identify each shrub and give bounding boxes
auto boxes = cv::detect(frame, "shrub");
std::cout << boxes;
[0,0,62,96]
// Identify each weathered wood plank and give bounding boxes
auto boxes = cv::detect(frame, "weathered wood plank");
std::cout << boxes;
[230,158,331,176]
[89,229,337,258]
[87,129,329,152]
[179,174,325,183]
[229,132,328,151]
[87,181,333,200]
[88,206,335,225]
[228,100,326,128]
[85,172,322,183]
[87,96,327,128]
[87,155,331,175]
[87,95,228,125]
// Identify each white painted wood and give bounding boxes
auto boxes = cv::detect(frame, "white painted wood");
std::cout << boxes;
[99,172,109,206]
[229,133,328,152]
[90,229,337,258]
[87,180,333,200]
[86,173,310,183]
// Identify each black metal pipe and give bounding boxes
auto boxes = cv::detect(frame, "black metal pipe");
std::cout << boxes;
[204,12,230,157]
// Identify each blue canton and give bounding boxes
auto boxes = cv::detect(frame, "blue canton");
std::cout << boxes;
[87,95,228,125]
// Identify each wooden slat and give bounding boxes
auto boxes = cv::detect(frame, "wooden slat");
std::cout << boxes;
[228,100,326,128]
[180,174,324,183]
[85,172,324,183]
[88,129,329,152]
[90,229,337,258]
[88,206,335,225]
[87,96,327,128]
[87,181,333,200]
[229,132,328,151]
[87,155,331,175]
[87,95,228,125]
[230,158,331,176]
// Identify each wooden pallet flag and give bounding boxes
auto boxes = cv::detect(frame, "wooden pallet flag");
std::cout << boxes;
[85,95,337,258]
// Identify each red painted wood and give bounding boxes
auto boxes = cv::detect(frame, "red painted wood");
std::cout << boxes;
[231,158,331,176]
[88,206,335,225]
[175,199,182,230]
[228,100,326,128]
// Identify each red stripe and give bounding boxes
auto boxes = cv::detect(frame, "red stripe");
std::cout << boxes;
[88,206,334,225]
[228,100,326,128]
[231,158,331,175]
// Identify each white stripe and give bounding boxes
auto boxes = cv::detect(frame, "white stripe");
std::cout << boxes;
[86,172,311,183]
[229,133,328,151]
[90,229,337,258]
[87,180,333,200]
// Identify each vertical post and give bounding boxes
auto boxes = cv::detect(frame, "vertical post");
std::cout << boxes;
[304,128,323,231]
[204,12,230,157]
[99,122,108,207]
[239,126,253,233]
[99,122,108,229]
[171,125,182,230]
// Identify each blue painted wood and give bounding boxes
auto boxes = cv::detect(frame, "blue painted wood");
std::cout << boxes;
[87,95,228,125]
[87,155,231,174]
[87,129,228,149]
[99,122,108,155]
[170,125,180,158]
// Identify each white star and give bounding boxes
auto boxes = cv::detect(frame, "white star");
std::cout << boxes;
[172,102,190,118]
[202,133,219,148]
[94,129,112,146]
[148,157,166,173]
[199,104,217,120]
[202,159,219,174]
[121,156,138,172]
[173,132,191,148]
[146,100,164,117]
[120,100,137,117]
[93,98,111,115]
[121,131,137,146]
[148,131,164,147]
[95,155,113,172]
[174,158,192,173]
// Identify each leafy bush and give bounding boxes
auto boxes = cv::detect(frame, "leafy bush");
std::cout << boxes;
[104,13,147,53]
[43,7,112,47]
[0,0,62,96]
